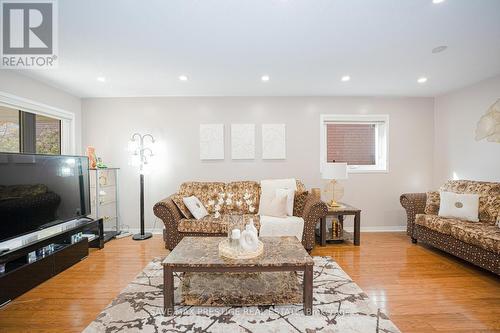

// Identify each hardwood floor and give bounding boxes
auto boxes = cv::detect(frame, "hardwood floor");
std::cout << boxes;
[0,233,498,332]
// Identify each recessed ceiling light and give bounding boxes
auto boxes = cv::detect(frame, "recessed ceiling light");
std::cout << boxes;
[178,75,188,81]
[96,76,106,83]
[341,75,351,82]
[432,45,448,54]
[261,75,270,82]
[417,77,428,84]
[432,0,445,3]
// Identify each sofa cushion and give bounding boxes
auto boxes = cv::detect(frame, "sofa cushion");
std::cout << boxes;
[438,191,480,222]
[176,179,308,216]
[178,182,226,214]
[259,192,288,218]
[171,194,193,219]
[225,181,260,214]
[415,214,463,235]
[178,214,261,234]
[276,188,295,216]
[424,191,440,215]
[293,191,309,217]
[440,180,500,224]
[258,178,297,216]
[183,196,209,220]
[295,179,306,193]
[449,221,500,255]
[259,215,304,241]
[178,215,226,234]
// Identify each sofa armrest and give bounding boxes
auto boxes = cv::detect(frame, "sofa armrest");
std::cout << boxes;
[301,193,328,251]
[400,193,427,239]
[153,194,183,250]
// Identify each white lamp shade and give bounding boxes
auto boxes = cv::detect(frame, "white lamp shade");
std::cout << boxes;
[321,163,348,180]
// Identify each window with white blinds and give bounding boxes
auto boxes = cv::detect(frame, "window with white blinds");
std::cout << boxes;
[320,114,389,173]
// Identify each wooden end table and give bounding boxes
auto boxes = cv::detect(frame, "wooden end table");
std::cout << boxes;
[162,236,314,316]
[319,203,361,246]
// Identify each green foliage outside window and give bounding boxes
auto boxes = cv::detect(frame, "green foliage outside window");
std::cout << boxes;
[0,121,20,152]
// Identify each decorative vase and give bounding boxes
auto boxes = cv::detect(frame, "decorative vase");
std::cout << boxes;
[86,146,97,169]
[240,229,259,252]
[246,218,258,235]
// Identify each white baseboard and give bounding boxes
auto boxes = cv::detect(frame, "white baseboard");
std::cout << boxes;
[357,226,406,232]
[124,226,406,235]
[340,226,406,232]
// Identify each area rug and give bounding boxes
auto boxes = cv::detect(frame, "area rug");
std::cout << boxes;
[83,256,400,333]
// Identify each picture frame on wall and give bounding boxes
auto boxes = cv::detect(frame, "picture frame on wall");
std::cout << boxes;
[199,124,225,160]
[231,124,255,159]
[262,124,286,159]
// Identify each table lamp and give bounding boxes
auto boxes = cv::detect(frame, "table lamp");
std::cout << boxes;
[321,162,348,207]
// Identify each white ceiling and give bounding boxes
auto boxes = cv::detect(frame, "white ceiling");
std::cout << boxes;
[15,0,500,97]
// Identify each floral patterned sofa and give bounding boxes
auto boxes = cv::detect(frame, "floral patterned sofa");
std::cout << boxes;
[153,180,328,251]
[401,180,500,275]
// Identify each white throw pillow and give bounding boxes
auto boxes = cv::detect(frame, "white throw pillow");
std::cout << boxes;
[438,191,479,222]
[259,192,288,218]
[258,178,297,216]
[276,188,295,216]
[182,196,208,220]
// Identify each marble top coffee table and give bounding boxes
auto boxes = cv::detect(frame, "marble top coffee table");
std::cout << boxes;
[162,236,314,316]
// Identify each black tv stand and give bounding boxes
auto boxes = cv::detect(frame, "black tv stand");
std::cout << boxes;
[0,218,103,307]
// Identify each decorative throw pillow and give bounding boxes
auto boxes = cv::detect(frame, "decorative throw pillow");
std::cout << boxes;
[258,178,297,216]
[259,192,288,218]
[438,191,479,222]
[293,191,309,217]
[276,188,295,216]
[182,196,209,220]
[424,191,440,215]
[171,194,193,219]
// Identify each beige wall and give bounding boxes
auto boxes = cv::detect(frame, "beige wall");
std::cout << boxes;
[82,96,434,232]
[434,75,500,187]
[2,70,498,234]
[0,71,82,153]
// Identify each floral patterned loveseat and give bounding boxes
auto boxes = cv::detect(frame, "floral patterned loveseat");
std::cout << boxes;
[401,180,500,275]
[153,180,328,251]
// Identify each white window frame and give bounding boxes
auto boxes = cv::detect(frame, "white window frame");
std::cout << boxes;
[0,91,75,154]
[320,114,389,174]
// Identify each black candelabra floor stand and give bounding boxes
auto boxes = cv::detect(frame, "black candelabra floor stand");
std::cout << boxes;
[133,173,152,241]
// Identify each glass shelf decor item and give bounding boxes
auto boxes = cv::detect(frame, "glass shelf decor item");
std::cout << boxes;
[89,168,121,242]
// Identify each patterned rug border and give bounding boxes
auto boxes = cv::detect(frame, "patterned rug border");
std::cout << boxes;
[84,256,400,333]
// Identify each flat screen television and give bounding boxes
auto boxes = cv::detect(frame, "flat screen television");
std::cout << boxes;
[0,153,90,243]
